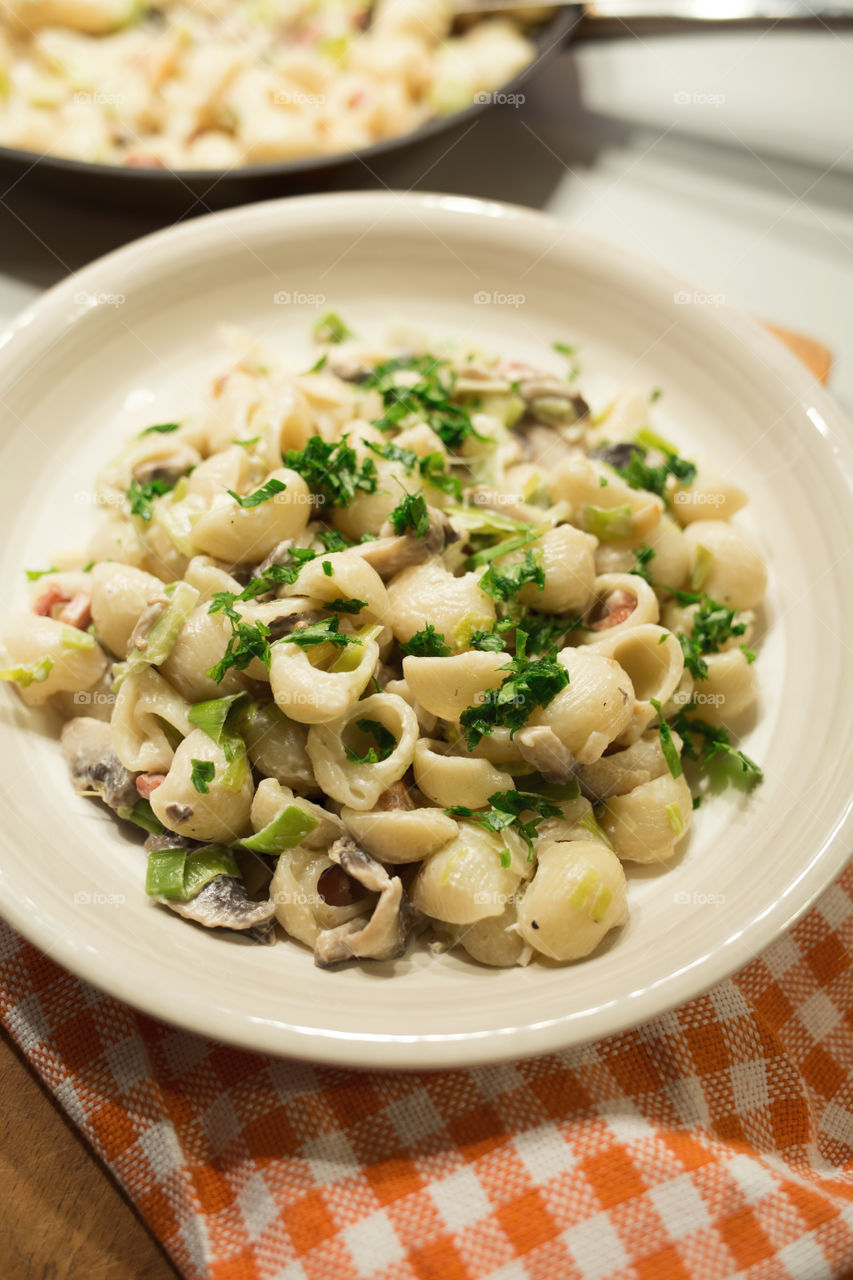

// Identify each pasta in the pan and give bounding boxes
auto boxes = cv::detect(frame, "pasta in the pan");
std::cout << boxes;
[1,317,766,968]
[0,0,534,169]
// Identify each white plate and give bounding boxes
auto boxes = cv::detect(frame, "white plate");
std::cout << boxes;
[0,192,851,1070]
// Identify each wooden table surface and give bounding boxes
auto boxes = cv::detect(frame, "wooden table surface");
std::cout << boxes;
[0,325,831,1280]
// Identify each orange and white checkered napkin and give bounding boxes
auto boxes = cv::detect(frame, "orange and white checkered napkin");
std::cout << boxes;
[3,867,853,1280]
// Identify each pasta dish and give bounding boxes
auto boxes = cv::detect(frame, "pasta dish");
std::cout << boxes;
[1,317,766,968]
[0,0,534,168]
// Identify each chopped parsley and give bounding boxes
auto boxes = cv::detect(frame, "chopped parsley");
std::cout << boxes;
[345,718,397,764]
[317,528,353,552]
[127,476,178,522]
[283,435,378,508]
[446,789,562,858]
[518,610,585,654]
[419,452,463,500]
[459,631,568,749]
[631,544,656,586]
[364,355,483,449]
[366,440,418,469]
[609,444,696,501]
[468,628,507,652]
[328,597,368,615]
[389,490,429,537]
[314,311,354,344]
[279,616,362,649]
[673,591,750,680]
[650,698,683,779]
[401,625,451,657]
[306,352,328,373]
[552,341,581,382]
[479,550,545,603]
[322,561,333,577]
[206,609,272,683]
[139,422,180,436]
[226,477,287,508]
[190,759,215,793]
[672,708,763,784]
[25,567,57,581]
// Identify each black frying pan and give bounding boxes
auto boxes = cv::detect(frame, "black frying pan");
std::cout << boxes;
[0,4,583,216]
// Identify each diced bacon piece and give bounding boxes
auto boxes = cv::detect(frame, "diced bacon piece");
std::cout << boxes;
[33,584,71,617]
[136,773,167,799]
[57,593,92,630]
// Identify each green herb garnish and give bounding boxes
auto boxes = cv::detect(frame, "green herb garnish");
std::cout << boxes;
[283,435,378,508]
[279,616,362,649]
[631,544,656,585]
[446,788,561,857]
[401,625,451,657]
[345,718,397,765]
[479,550,545,603]
[459,631,568,749]
[314,312,354,344]
[190,759,216,793]
[389,490,429,537]
[127,476,178,522]
[226,477,287,508]
[139,422,180,436]
[650,697,683,779]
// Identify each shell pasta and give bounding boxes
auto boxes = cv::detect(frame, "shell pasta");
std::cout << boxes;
[1,318,766,968]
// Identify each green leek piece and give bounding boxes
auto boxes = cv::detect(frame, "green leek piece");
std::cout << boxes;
[127,580,199,669]
[145,845,241,900]
[233,804,320,855]
[61,626,95,652]
[581,504,635,541]
[0,655,54,687]
[118,798,163,835]
[188,693,248,745]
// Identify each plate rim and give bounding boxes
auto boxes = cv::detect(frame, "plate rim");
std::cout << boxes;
[1,189,852,1069]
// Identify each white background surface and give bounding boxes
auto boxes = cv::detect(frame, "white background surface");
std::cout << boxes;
[0,26,851,414]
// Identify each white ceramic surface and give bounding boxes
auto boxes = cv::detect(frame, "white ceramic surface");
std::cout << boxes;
[0,191,851,1069]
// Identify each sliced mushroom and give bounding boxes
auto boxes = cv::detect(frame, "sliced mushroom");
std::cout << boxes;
[356,506,458,579]
[518,378,589,425]
[132,444,199,487]
[165,876,276,942]
[376,781,415,811]
[313,836,414,967]
[61,717,139,812]
[512,424,576,469]
[127,594,170,653]
[254,538,295,577]
[577,731,682,802]
[515,726,578,785]
[594,441,643,471]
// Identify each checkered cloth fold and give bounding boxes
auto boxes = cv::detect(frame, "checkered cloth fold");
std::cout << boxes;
[2,863,853,1280]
